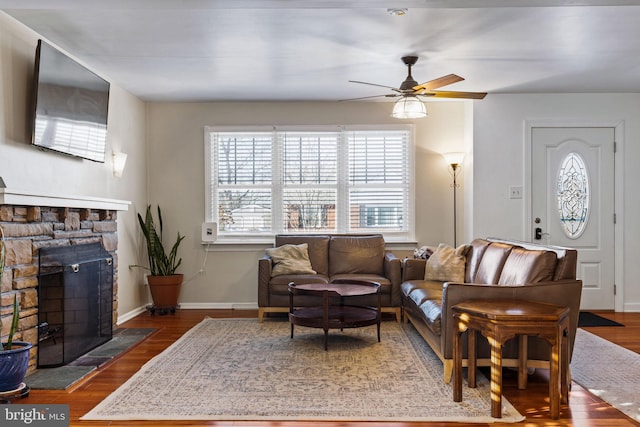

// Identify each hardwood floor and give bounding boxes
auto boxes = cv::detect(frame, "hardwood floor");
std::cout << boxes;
[19,309,640,427]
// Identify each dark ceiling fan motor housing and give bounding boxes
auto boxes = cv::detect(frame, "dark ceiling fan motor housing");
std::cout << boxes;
[399,56,419,92]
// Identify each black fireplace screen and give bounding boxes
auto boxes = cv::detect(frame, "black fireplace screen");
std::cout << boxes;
[37,243,113,367]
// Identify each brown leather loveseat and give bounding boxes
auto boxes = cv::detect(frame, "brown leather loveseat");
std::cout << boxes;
[401,237,583,383]
[258,234,402,322]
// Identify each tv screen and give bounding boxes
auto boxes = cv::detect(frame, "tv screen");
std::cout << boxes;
[31,39,110,163]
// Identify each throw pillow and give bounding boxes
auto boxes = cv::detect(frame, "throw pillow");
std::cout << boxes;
[265,243,316,277]
[424,243,470,282]
[413,245,434,260]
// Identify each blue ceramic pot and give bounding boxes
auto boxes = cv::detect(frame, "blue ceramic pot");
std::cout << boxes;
[0,341,33,392]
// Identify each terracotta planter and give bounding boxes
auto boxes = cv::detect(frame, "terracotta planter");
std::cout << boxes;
[0,341,33,392]
[147,274,184,308]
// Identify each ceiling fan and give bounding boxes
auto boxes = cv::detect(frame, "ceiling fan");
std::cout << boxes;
[345,56,487,105]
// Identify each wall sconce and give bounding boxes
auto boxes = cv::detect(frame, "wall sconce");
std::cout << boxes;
[442,152,465,246]
[112,151,128,178]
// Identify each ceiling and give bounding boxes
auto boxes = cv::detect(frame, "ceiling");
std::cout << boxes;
[2,0,640,102]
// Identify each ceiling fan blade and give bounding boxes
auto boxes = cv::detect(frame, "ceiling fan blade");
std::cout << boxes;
[413,74,465,91]
[349,80,402,92]
[419,90,487,99]
[340,94,400,101]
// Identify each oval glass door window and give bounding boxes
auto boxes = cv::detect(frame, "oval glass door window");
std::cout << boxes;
[557,152,590,238]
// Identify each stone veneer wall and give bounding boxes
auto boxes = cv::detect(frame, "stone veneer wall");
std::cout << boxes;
[0,205,118,372]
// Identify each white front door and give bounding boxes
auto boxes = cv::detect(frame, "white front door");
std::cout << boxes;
[531,127,615,310]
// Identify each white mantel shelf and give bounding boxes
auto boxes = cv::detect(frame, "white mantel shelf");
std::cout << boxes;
[0,188,131,211]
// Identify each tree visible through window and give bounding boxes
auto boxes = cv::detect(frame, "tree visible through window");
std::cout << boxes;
[205,126,414,241]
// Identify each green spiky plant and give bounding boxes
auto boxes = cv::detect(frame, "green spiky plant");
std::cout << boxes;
[1,224,20,351]
[136,205,185,276]
[1,296,20,351]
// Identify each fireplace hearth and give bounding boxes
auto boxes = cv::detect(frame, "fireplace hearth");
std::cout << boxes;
[37,243,114,367]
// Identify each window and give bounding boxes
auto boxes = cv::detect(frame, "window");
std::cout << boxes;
[205,126,414,242]
[557,152,590,239]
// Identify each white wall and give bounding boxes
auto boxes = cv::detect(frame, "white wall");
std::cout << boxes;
[0,13,149,319]
[473,93,640,311]
[146,101,468,308]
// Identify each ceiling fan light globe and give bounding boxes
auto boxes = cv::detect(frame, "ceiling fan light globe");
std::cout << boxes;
[392,96,427,119]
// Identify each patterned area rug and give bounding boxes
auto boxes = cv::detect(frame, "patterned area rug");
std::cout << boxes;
[82,318,524,422]
[572,329,640,422]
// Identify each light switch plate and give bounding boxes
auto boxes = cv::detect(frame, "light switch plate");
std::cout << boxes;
[509,186,523,199]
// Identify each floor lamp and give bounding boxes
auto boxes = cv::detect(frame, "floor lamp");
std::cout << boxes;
[443,152,465,247]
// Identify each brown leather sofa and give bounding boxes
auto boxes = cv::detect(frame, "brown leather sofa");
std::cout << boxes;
[401,237,582,383]
[258,234,402,322]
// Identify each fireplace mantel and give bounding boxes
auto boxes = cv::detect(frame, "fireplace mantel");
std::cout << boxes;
[0,188,130,211]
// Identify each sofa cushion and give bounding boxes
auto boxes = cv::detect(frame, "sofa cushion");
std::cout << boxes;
[498,248,558,285]
[418,299,443,335]
[275,235,330,276]
[401,279,443,296]
[465,239,491,283]
[329,235,385,276]
[401,281,444,335]
[473,242,514,284]
[265,243,316,277]
[268,274,329,294]
[406,285,442,308]
[330,273,390,286]
[424,243,470,282]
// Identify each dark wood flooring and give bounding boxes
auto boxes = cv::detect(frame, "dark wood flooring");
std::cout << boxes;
[19,309,640,426]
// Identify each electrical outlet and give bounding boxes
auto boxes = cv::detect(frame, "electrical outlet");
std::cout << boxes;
[201,222,217,242]
[509,186,523,199]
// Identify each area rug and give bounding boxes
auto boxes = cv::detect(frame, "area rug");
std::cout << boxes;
[82,318,524,422]
[572,328,640,422]
[578,311,624,327]
[27,328,156,390]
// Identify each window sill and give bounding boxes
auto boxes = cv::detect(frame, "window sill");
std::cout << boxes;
[201,239,418,252]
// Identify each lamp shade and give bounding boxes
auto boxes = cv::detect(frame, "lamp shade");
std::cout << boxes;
[442,152,465,167]
[391,96,427,119]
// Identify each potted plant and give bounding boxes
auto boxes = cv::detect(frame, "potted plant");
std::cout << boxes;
[0,225,33,392]
[136,205,185,314]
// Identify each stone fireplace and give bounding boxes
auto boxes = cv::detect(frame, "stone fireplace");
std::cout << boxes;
[0,189,129,373]
[38,243,114,367]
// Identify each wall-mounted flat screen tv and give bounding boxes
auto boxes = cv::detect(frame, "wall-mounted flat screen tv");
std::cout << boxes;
[31,39,110,163]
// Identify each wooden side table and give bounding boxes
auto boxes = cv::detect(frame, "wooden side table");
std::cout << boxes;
[452,299,570,419]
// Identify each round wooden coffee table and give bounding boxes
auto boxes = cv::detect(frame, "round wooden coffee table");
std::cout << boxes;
[288,279,381,350]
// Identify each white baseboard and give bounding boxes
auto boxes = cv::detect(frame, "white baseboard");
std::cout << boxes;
[179,302,258,310]
[622,302,640,312]
[116,306,148,325]
[116,302,259,324]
